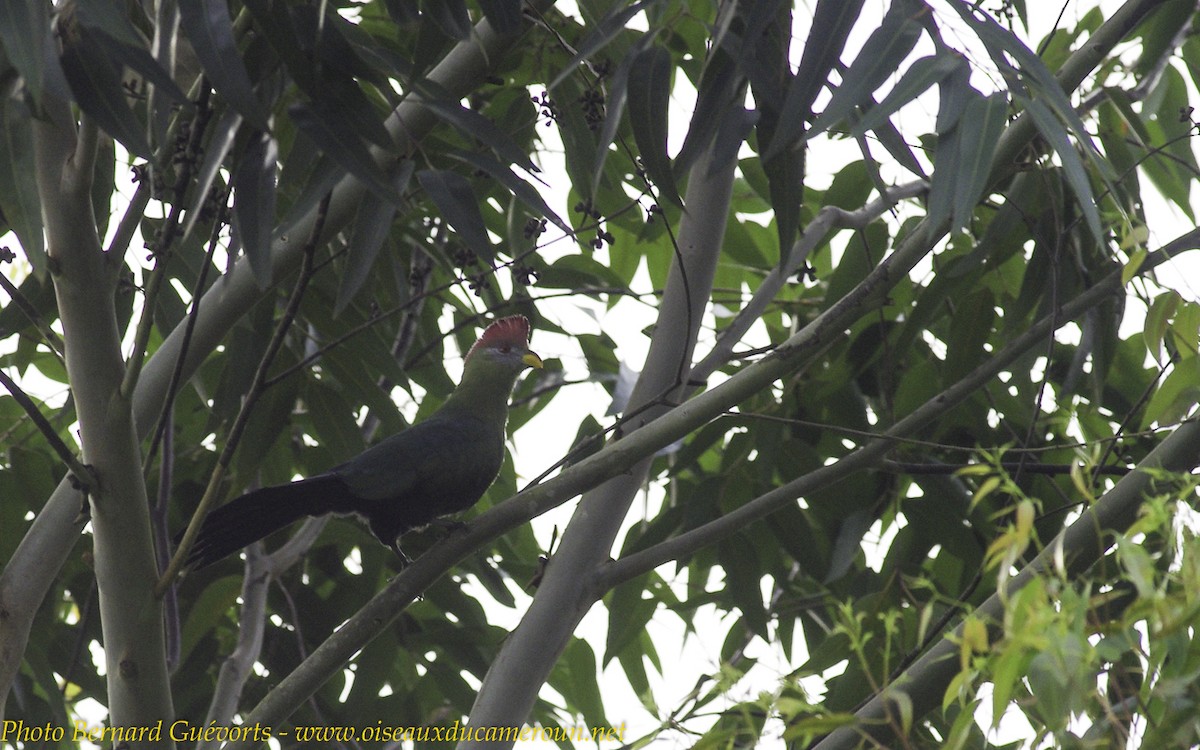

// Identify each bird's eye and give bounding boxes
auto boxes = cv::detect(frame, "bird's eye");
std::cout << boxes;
[499,345,511,353]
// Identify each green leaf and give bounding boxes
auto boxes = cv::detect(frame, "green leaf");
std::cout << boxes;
[477,0,523,34]
[278,151,346,236]
[233,132,278,288]
[718,536,768,637]
[1142,357,1200,429]
[605,578,658,663]
[944,289,995,385]
[417,169,494,262]
[180,107,242,244]
[335,162,412,315]
[424,0,471,40]
[58,26,153,159]
[674,47,742,175]
[764,142,805,269]
[0,0,66,104]
[178,0,270,129]
[806,0,923,143]
[871,116,926,177]
[588,32,655,197]
[76,0,189,106]
[288,102,397,203]
[627,45,681,206]
[535,254,627,290]
[951,92,1009,230]
[548,0,659,91]
[556,638,607,728]
[0,100,45,271]
[447,150,570,235]
[771,0,865,154]
[423,99,541,175]
[851,54,964,138]
[1021,94,1104,244]
[306,382,366,463]
[925,128,962,232]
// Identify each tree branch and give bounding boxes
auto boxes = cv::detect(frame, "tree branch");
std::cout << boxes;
[0,369,95,493]
[691,179,928,382]
[592,236,1177,591]
[158,193,330,596]
[0,4,553,715]
[813,415,1200,749]
[30,88,176,734]
[201,544,269,749]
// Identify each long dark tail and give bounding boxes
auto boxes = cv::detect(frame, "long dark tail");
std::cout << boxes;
[180,474,350,569]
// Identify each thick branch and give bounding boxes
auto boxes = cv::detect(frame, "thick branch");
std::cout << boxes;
[201,545,269,749]
[464,133,739,743]
[594,227,1200,590]
[31,93,175,740]
[691,180,927,382]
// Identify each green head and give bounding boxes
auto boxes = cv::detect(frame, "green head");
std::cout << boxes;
[442,315,543,418]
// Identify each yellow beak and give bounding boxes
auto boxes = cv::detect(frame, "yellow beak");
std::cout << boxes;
[523,352,544,369]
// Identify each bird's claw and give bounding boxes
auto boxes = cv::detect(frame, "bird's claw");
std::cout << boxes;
[389,541,412,568]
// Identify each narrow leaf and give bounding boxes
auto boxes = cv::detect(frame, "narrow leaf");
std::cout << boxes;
[0,0,57,102]
[335,162,414,315]
[871,117,926,178]
[425,0,472,40]
[548,0,659,91]
[289,102,397,204]
[59,28,153,159]
[76,5,189,106]
[422,99,541,175]
[178,0,270,129]
[590,33,656,197]
[708,107,759,177]
[675,49,744,176]
[952,3,1113,185]
[951,93,1009,230]
[771,0,865,154]
[417,169,494,262]
[233,132,279,288]
[180,107,243,244]
[627,45,681,206]
[447,150,570,234]
[384,0,420,24]
[850,54,964,138]
[0,100,45,271]
[1022,94,1104,243]
[925,125,962,232]
[805,0,923,143]
[477,0,522,34]
[278,153,345,236]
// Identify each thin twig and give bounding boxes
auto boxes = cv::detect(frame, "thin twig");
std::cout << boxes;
[120,87,214,400]
[146,185,230,467]
[156,193,332,596]
[0,272,65,359]
[0,368,96,493]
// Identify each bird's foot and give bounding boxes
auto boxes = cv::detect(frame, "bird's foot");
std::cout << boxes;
[389,541,412,568]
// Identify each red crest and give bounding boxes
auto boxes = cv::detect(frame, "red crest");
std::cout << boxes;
[467,315,531,360]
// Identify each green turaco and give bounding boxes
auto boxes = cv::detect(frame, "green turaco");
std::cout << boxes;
[183,315,543,568]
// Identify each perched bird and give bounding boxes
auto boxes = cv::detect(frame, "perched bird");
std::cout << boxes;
[182,315,543,569]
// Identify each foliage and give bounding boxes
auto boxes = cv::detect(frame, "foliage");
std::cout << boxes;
[1,0,1200,748]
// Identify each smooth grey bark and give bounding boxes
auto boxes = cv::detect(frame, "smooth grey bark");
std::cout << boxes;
[33,100,176,743]
[462,136,738,747]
